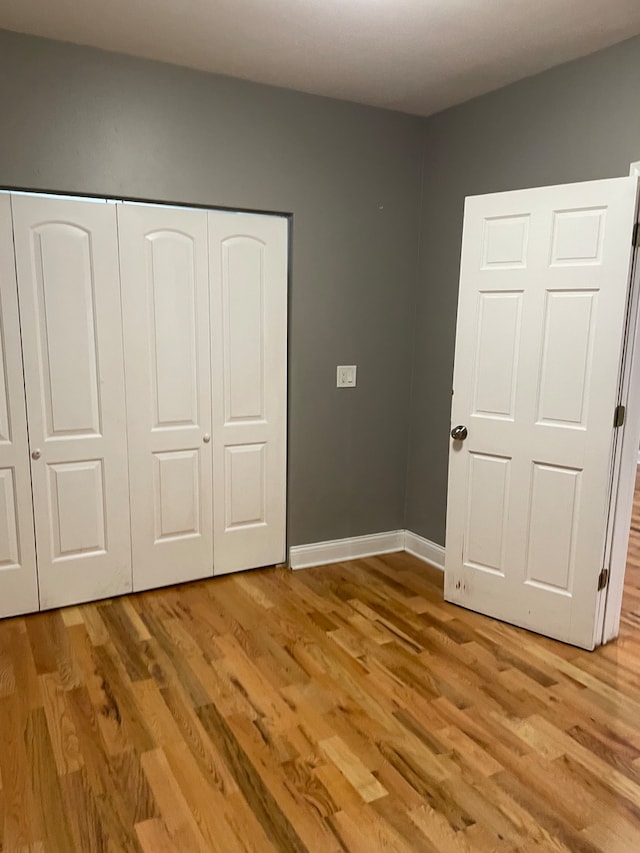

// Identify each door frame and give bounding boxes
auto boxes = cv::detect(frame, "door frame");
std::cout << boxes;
[600,163,640,643]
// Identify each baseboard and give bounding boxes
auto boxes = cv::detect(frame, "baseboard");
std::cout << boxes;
[289,530,405,570]
[289,529,445,571]
[404,530,446,571]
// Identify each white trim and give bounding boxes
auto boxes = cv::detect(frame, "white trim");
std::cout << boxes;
[404,530,445,570]
[601,171,640,643]
[630,162,640,177]
[289,529,445,571]
[289,530,404,569]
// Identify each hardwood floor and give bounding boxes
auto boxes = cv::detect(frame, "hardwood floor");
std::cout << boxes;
[1,500,640,851]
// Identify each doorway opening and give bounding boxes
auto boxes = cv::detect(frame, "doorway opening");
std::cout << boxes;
[619,468,640,634]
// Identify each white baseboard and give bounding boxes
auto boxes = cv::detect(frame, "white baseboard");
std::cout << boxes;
[289,530,405,570]
[289,529,445,571]
[404,530,446,571]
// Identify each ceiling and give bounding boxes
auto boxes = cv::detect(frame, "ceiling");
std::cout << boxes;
[2,1,640,117]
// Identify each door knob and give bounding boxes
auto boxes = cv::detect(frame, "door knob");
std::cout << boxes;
[203,433,211,444]
[450,425,468,441]
[31,449,42,460]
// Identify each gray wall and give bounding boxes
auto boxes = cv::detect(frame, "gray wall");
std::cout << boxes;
[3,28,640,553]
[0,29,424,548]
[406,35,640,544]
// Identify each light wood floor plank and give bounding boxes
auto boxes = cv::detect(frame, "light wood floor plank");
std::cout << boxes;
[1,474,640,849]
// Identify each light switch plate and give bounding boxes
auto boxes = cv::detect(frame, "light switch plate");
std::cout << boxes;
[337,365,357,388]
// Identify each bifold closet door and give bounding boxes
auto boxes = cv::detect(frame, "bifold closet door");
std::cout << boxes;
[209,212,288,574]
[118,204,213,590]
[12,195,132,609]
[0,196,39,617]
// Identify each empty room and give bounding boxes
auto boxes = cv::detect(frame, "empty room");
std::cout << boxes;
[0,1,640,850]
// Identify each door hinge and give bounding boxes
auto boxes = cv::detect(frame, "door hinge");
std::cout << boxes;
[597,568,609,591]
[634,222,640,248]
[614,404,625,428]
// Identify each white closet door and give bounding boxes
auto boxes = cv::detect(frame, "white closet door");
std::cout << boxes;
[118,204,213,590]
[12,195,132,609]
[209,212,288,575]
[0,196,39,617]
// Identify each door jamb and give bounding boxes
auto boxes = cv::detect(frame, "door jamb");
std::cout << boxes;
[599,164,640,644]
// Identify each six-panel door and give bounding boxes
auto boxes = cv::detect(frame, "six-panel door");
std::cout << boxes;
[118,204,214,591]
[0,196,39,616]
[11,196,133,609]
[445,177,639,649]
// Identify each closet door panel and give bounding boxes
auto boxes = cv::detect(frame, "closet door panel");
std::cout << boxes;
[12,195,131,609]
[0,195,39,616]
[210,212,288,574]
[118,204,213,591]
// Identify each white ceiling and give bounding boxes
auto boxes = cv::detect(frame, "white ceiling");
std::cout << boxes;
[2,1,640,117]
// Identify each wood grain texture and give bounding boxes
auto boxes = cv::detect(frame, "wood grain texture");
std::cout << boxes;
[1,476,640,850]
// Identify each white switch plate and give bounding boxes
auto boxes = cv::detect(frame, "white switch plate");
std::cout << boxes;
[337,365,357,388]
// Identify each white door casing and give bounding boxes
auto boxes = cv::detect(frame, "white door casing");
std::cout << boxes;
[118,204,214,591]
[0,196,39,616]
[12,195,132,609]
[445,177,639,649]
[209,212,288,574]
[600,158,640,642]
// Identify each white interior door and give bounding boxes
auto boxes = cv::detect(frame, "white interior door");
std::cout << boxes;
[209,212,288,574]
[445,176,639,650]
[12,194,132,609]
[118,204,213,591]
[0,196,39,616]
